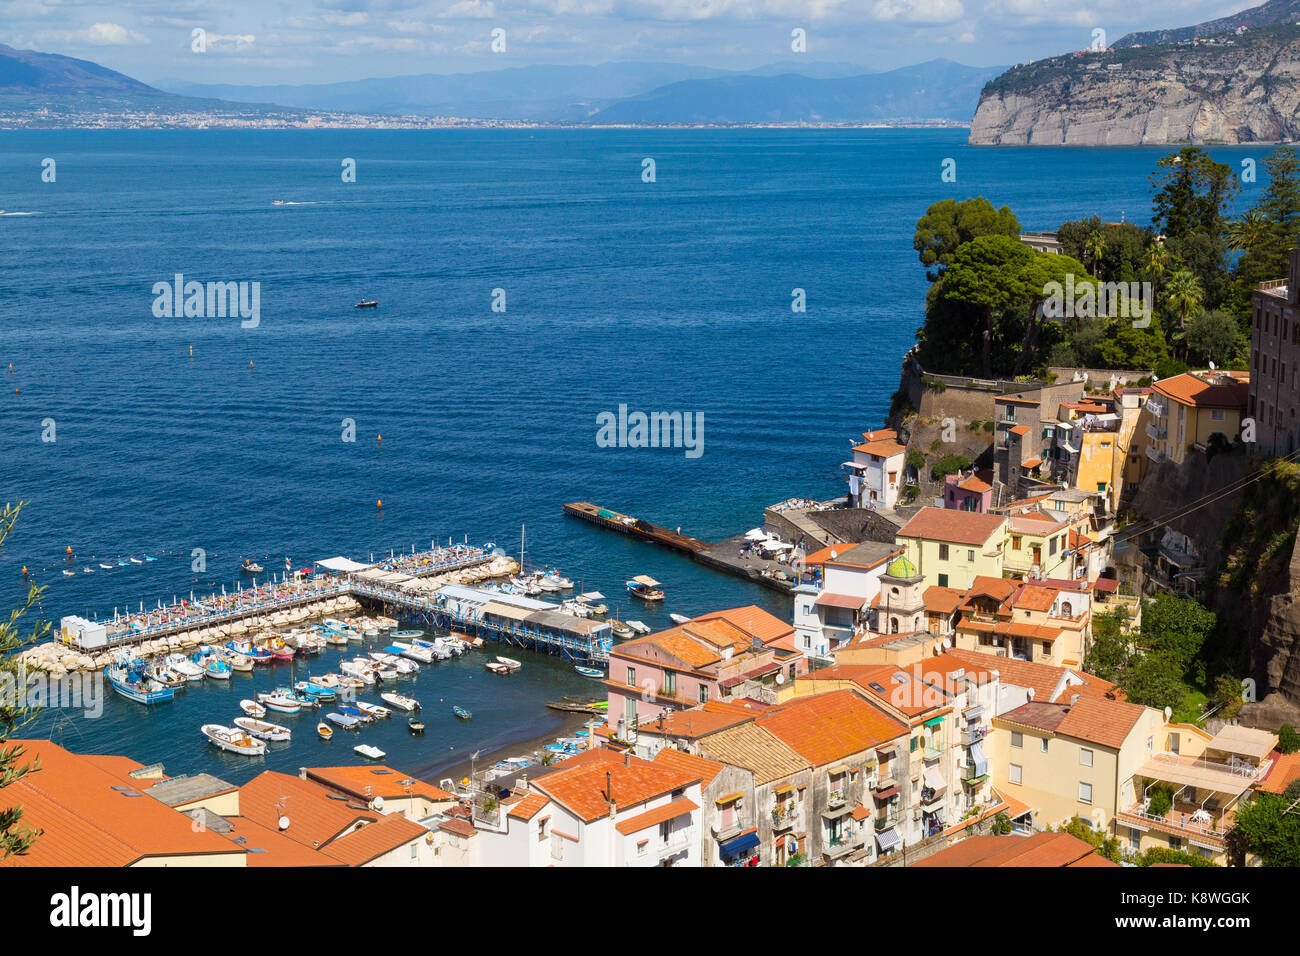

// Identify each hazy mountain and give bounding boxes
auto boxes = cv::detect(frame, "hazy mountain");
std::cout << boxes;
[1112,0,1300,49]
[590,60,1003,124]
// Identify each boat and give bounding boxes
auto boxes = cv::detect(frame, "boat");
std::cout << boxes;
[338,704,372,724]
[669,613,690,625]
[106,658,174,705]
[452,705,471,720]
[233,716,292,742]
[390,641,434,664]
[128,556,143,565]
[201,656,232,680]
[369,651,416,674]
[539,571,573,590]
[61,569,75,577]
[267,640,295,661]
[627,575,664,601]
[317,722,333,740]
[496,656,521,669]
[626,620,651,635]
[610,620,633,639]
[82,566,93,574]
[336,675,365,691]
[99,562,114,570]
[485,661,512,675]
[354,744,385,760]
[576,591,607,615]
[147,664,187,689]
[408,716,425,734]
[294,680,335,700]
[226,640,272,664]
[144,555,157,562]
[322,629,350,647]
[240,559,263,574]
[380,692,420,712]
[165,653,205,681]
[340,660,377,684]
[272,199,286,205]
[355,300,378,309]
[390,629,424,639]
[546,700,605,714]
[575,666,605,678]
[256,691,302,714]
[309,673,340,688]
[224,652,254,672]
[240,699,267,718]
[116,558,128,566]
[202,724,266,756]
[324,712,360,730]
[355,702,391,720]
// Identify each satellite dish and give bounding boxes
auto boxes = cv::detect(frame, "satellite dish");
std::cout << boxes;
[942,638,952,649]
[1026,689,1035,700]
[1209,361,1216,371]
[776,673,785,685]
[371,796,385,811]
[278,815,290,831]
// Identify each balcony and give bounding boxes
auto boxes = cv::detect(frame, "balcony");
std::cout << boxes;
[961,763,990,786]
[771,806,796,831]
[1115,803,1232,849]
[961,726,987,747]
[921,787,947,812]
[1145,422,1167,442]
[1145,398,1167,418]
[827,789,847,809]
[923,745,943,761]
[1145,445,1167,464]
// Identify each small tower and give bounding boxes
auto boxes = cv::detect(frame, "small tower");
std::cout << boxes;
[877,554,926,636]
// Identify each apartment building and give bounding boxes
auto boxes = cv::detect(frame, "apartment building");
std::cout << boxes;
[952,576,1091,667]
[1139,370,1249,466]
[895,507,1008,591]
[1251,247,1300,455]
[790,540,902,659]
[843,427,909,509]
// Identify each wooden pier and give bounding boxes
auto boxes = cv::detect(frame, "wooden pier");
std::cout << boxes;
[562,502,711,555]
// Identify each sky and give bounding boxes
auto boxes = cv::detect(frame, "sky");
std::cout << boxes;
[0,0,1268,87]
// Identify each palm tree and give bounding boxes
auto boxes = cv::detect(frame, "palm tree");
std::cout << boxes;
[1144,242,1169,282]
[1085,229,1106,276]
[1227,209,1270,252]
[1163,269,1204,328]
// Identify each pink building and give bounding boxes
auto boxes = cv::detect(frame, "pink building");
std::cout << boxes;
[943,473,993,513]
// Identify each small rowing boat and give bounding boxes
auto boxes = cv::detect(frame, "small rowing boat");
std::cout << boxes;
[485,662,512,675]
[62,569,75,577]
[575,666,605,678]
[496,656,522,669]
[202,724,266,756]
[669,613,690,625]
[408,716,425,734]
[453,705,471,720]
[233,716,292,742]
[355,300,378,309]
[317,722,333,740]
[354,744,385,760]
[240,698,267,718]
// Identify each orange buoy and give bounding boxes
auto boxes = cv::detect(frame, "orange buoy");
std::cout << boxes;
[377,499,383,509]
[377,434,382,443]
[249,361,254,368]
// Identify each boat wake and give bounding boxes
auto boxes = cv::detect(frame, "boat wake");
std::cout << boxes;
[0,211,39,216]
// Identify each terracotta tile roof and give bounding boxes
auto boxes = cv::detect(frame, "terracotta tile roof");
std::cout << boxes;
[758,689,908,766]
[801,663,954,717]
[1011,586,1058,612]
[822,542,901,571]
[0,740,246,868]
[321,812,428,866]
[923,586,965,615]
[1021,457,1044,469]
[613,797,699,835]
[861,428,897,442]
[302,766,455,803]
[957,475,992,494]
[698,722,811,785]
[240,770,378,850]
[80,754,149,780]
[944,648,1116,704]
[999,695,1147,750]
[633,706,753,739]
[911,831,1115,867]
[1259,751,1300,795]
[222,816,346,867]
[438,818,477,838]
[614,606,791,671]
[692,606,794,645]
[652,747,725,788]
[1153,371,1249,409]
[853,439,907,458]
[506,792,551,821]
[531,750,700,822]
[896,508,1006,547]
[963,576,1018,604]
[851,805,872,821]
[1009,425,1031,436]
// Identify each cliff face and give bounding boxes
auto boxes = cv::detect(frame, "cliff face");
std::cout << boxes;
[1241,534,1300,728]
[970,26,1300,146]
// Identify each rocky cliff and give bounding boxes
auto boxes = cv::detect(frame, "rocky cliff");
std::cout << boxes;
[970,24,1300,146]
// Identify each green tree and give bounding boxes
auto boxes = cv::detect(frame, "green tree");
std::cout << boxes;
[1232,793,1300,866]
[1056,817,1121,863]
[913,197,1021,282]
[1280,724,1300,755]
[1,503,47,860]
[1226,209,1271,253]
[1140,593,1217,672]
[1184,309,1243,368]
[1087,608,1131,681]
[1150,148,1238,310]
[1163,269,1205,328]
[1094,322,1171,372]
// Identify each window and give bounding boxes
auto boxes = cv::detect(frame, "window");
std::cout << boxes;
[1146,736,1153,755]
[1009,763,1022,785]
[1040,737,1049,753]
[1005,406,1016,422]
[1211,409,1226,422]
[1011,732,1023,748]
[1078,782,1093,804]
[967,550,975,562]
[910,736,918,753]
[1012,535,1022,551]
[538,818,548,842]
[938,573,949,588]
[411,844,418,860]
[662,671,676,697]
[626,667,635,685]
[637,840,648,857]
[1049,537,1058,555]
[1080,748,1093,767]
[939,543,950,561]
[698,685,708,704]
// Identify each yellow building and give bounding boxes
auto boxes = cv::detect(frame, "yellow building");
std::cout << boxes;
[1002,505,1078,580]
[1139,371,1250,467]
[894,508,1006,592]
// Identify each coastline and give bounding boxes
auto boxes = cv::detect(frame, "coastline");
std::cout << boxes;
[414,710,597,787]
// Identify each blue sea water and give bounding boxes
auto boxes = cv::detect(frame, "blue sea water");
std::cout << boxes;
[0,129,1262,781]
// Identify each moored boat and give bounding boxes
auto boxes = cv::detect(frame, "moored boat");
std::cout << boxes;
[202,723,266,756]
[354,744,385,760]
[324,712,360,730]
[338,704,371,723]
[202,656,233,679]
[106,658,174,705]
[233,716,292,742]
[627,575,664,601]
[166,653,205,681]
[317,722,334,740]
[294,680,335,700]
[495,656,522,669]
[575,666,605,678]
[380,692,419,712]
[355,701,391,720]
[408,716,425,734]
[240,698,267,718]
[256,691,302,714]
[452,705,471,720]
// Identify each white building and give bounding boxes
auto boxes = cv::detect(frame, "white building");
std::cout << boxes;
[843,428,908,510]
[792,541,902,660]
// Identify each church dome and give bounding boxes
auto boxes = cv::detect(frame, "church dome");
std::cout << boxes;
[884,554,919,579]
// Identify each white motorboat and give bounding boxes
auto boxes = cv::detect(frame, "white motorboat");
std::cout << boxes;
[369,652,416,674]
[540,572,573,590]
[626,620,651,635]
[576,591,607,615]
[355,701,391,720]
[669,613,691,625]
[560,600,594,618]
[233,716,292,742]
[496,656,522,670]
[202,724,266,756]
[256,691,303,714]
[165,653,205,681]
[339,660,377,684]
[380,692,420,712]
[311,673,341,688]
[354,744,385,760]
[390,641,434,664]
[240,699,267,718]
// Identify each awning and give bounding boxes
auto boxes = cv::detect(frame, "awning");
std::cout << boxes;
[827,764,849,776]
[873,785,900,800]
[774,783,795,795]
[745,528,768,541]
[876,827,902,853]
[481,601,535,622]
[923,716,945,727]
[719,829,760,858]
[924,767,947,791]
[716,791,743,806]
[963,704,985,720]
[577,591,606,602]
[315,556,370,572]
[631,575,661,587]
[970,741,988,778]
[815,592,864,610]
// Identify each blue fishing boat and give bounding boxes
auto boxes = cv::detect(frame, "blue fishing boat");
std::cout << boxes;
[106,657,174,705]
[225,640,273,664]
[453,705,471,720]
[294,680,335,701]
[200,655,232,680]
[575,666,605,678]
[338,704,371,722]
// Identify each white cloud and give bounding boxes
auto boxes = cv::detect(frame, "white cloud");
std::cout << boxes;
[871,0,963,24]
[206,33,257,50]
[439,0,497,17]
[78,22,150,45]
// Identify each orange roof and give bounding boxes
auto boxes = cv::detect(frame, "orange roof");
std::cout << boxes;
[1259,751,1300,795]
[923,586,965,615]
[957,475,992,494]
[0,740,244,867]
[913,832,1116,867]
[1011,586,1059,612]
[613,606,791,671]
[302,766,454,803]
[944,648,1115,704]
[321,812,429,866]
[1021,457,1044,469]
[896,508,1005,547]
[613,797,699,835]
[692,606,794,646]
[531,750,700,823]
[999,695,1147,750]
[850,805,872,821]
[963,575,1018,604]
[634,705,753,739]
[240,770,378,850]
[1153,371,1249,409]
[853,439,907,458]
[1009,425,1031,436]
[758,689,908,765]
[221,816,346,867]
[861,428,898,442]
[506,792,551,822]
[653,747,725,788]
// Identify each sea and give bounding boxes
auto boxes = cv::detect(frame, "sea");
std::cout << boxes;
[0,128,1262,783]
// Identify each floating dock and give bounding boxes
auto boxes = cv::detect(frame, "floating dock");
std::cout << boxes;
[562,502,709,555]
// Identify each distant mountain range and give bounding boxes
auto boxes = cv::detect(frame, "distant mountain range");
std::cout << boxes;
[0,41,1000,126]
[971,0,1300,145]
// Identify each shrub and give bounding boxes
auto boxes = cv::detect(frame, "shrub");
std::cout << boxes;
[1280,724,1300,754]
[1147,786,1174,818]
[907,450,926,471]
[982,421,995,433]
[1137,847,1217,867]
[931,454,972,481]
